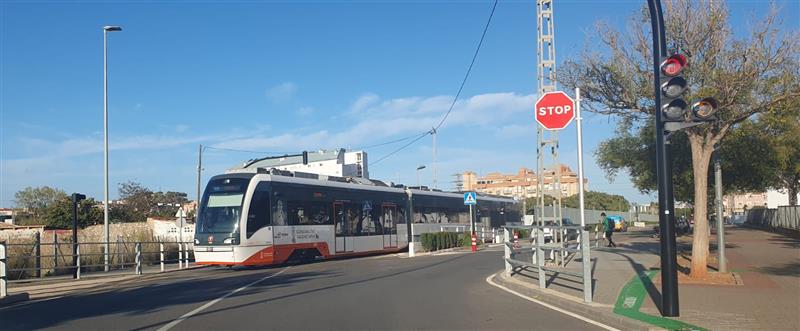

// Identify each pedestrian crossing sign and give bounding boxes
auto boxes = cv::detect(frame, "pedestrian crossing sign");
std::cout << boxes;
[463,192,477,205]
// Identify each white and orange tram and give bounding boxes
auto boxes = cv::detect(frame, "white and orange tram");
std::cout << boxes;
[193,170,519,266]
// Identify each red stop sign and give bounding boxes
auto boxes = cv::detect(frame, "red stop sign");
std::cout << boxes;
[535,91,575,130]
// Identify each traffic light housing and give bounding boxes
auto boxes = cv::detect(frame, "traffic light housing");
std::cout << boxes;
[659,53,718,131]
[659,54,689,123]
[302,151,309,165]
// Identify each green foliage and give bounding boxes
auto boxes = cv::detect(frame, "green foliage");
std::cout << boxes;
[43,197,103,229]
[524,191,630,214]
[420,232,465,252]
[13,186,68,219]
[117,181,190,221]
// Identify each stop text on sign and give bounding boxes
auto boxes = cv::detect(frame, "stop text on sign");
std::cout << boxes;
[534,91,576,130]
[538,105,572,116]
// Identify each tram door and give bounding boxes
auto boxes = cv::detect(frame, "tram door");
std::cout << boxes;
[334,202,353,253]
[382,204,398,249]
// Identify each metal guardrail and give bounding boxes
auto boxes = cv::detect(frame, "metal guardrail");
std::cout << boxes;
[0,240,194,299]
[745,206,800,232]
[502,225,593,303]
[1,241,7,299]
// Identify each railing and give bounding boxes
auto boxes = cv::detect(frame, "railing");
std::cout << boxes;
[0,240,194,298]
[502,225,593,303]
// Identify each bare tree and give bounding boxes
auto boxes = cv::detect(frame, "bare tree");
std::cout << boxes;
[558,0,799,278]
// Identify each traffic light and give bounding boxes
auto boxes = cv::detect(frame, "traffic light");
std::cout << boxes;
[302,151,309,165]
[691,97,718,122]
[659,54,689,122]
[659,53,718,130]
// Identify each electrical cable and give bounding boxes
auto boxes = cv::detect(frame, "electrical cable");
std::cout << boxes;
[370,0,499,166]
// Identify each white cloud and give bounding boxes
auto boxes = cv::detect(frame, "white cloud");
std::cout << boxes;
[212,91,536,153]
[265,82,298,102]
[175,124,190,132]
[350,93,380,113]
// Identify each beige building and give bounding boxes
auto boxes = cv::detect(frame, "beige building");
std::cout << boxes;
[462,166,588,200]
[724,192,768,215]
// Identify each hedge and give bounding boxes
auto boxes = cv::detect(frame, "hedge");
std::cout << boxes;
[420,232,476,252]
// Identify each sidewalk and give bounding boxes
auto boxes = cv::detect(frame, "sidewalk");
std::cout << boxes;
[499,226,800,330]
[3,262,203,304]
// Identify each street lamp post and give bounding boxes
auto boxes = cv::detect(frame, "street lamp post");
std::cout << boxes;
[103,25,122,272]
[416,165,426,188]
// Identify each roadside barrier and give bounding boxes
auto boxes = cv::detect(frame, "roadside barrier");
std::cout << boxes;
[503,225,593,303]
[0,240,194,283]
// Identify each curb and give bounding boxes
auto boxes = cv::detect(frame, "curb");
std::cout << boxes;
[492,272,663,331]
[0,293,30,306]
[4,264,207,304]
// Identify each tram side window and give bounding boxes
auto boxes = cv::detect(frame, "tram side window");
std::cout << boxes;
[416,207,449,223]
[288,201,332,225]
[246,191,270,238]
[273,198,287,226]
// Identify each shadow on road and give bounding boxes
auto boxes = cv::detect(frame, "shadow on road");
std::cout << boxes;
[0,267,337,330]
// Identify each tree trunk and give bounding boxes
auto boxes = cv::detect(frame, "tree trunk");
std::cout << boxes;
[688,133,714,278]
[789,184,798,206]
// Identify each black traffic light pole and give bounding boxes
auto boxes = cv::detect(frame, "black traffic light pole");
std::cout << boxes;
[647,0,680,317]
[71,193,86,279]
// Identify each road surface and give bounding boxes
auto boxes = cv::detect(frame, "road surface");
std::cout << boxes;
[0,247,604,330]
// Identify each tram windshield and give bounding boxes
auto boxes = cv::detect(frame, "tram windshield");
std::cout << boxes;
[197,177,248,234]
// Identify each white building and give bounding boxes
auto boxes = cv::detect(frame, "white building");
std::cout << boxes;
[0,209,13,225]
[767,189,800,208]
[227,149,369,179]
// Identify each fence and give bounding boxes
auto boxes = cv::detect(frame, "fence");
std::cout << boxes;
[745,206,800,232]
[503,224,595,303]
[0,240,193,299]
[532,207,659,225]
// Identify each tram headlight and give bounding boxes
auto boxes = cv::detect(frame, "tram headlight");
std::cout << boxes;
[194,238,200,245]
[223,238,233,244]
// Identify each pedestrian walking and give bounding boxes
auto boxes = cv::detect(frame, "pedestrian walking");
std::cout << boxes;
[602,212,616,247]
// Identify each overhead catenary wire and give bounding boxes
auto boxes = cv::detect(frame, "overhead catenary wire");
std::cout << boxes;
[204,146,292,155]
[369,0,499,166]
[369,131,432,166]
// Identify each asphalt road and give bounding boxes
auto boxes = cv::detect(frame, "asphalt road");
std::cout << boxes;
[0,248,603,330]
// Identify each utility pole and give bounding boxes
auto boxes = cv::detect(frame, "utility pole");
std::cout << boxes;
[431,128,438,189]
[536,0,559,227]
[714,145,727,272]
[197,144,203,205]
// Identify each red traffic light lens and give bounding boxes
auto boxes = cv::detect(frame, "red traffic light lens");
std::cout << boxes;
[660,54,687,77]
[692,98,718,119]
[662,99,687,120]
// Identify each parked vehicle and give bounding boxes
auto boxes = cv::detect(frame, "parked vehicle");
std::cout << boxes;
[607,215,628,232]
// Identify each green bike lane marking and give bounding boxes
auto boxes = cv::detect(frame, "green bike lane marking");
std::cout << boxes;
[613,270,708,331]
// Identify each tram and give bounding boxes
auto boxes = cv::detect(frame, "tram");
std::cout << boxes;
[193,169,519,266]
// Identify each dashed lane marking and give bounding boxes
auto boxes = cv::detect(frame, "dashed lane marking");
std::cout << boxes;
[157,266,290,331]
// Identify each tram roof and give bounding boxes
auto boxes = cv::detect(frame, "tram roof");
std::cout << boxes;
[215,169,516,204]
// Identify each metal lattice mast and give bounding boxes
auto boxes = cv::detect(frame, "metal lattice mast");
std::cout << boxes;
[536,0,561,230]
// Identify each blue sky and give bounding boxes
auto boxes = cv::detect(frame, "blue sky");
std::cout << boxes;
[1,0,797,207]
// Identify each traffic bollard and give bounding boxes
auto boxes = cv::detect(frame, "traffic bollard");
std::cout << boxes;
[471,233,477,252]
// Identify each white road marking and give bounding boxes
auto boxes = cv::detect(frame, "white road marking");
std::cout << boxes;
[485,273,621,331]
[157,267,290,331]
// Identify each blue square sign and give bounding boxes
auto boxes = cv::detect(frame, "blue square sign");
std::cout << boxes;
[463,192,477,205]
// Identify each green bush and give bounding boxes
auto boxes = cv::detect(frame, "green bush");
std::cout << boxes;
[420,232,470,252]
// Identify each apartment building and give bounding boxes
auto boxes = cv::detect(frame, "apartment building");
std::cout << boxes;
[461,166,588,199]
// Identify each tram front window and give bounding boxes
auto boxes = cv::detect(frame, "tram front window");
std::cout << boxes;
[197,178,248,235]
